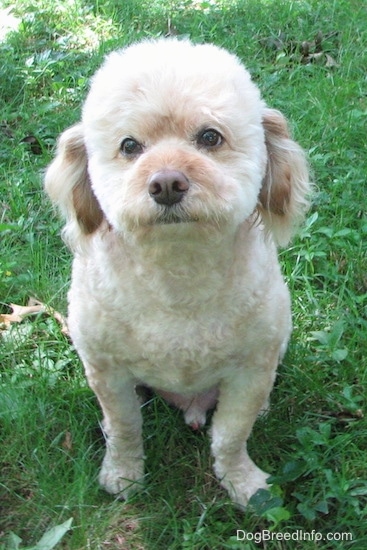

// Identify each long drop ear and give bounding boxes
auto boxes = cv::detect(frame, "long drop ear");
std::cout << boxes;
[258,108,311,246]
[44,123,104,245]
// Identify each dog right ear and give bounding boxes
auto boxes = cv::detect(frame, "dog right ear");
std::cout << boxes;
[45,123,103,244]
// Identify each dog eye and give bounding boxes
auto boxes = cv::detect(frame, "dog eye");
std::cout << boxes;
[120,138,143,157]
[197,129,223,149]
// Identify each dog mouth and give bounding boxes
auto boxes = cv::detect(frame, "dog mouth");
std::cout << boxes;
[152,205,199,225]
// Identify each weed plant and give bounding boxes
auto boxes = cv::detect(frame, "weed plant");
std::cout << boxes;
[1,0,366,548]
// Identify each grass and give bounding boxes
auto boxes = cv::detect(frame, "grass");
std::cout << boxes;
[1,0,366,548]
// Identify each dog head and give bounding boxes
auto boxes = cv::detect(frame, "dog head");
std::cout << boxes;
[45,39,310,247]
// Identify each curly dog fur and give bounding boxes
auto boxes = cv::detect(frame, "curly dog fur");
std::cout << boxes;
[45,38,310,507]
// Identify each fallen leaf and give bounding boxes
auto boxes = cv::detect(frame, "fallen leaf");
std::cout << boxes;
[1,122,14,138]
[304,51,325,64]
[325,53,339,68]
[0,302,43,326]
[29,298,69,335]
[322,409,364,422]
[0,298,69,335]
[21,135,42,155]
[62,431,73,452]
[314,30,324,51]
[261,28,340,69]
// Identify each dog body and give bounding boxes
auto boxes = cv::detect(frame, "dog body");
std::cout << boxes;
[45,39,310,507]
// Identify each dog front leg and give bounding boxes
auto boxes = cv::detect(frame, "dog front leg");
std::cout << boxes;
[87,367,144,498]
[211,367,276,508]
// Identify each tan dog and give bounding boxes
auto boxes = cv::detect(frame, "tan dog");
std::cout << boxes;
[45,39,310,508]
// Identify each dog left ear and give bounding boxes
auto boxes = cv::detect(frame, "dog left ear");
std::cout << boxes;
[258,108,310,246]
[45,124,104,248]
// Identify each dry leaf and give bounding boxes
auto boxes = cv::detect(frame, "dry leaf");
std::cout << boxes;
[21,135,43,154]
[261,28,339,69]
[322,409,364,422]
[29,297,69,335]
[305,51,325,64]
[0,302,43,326]
[325,53,339,68]
[62,431,73,452]
[0,298,69,335]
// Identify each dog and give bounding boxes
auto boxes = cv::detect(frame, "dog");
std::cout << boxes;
[45,38,310,508]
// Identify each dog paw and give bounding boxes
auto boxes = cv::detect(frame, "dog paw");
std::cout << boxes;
[228,467,270,509]
[99,454,144,498]
[215,453,270,508]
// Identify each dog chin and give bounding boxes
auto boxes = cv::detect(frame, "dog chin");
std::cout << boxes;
[152,208,199,225]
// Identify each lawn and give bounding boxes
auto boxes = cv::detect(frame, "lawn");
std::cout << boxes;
[1,0,366,548]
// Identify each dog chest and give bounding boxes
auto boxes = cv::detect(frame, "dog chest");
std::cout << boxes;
[69,269,290,392]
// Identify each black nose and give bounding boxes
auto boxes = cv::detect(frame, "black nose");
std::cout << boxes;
[148,170,190,206]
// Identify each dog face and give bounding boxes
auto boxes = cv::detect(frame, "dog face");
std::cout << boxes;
[82,41,266,235]
[45,39,309,246]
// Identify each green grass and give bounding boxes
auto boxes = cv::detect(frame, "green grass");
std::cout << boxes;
[1,0,366,548]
